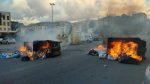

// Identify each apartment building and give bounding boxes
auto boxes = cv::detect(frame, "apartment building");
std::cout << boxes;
[0,11,11,31]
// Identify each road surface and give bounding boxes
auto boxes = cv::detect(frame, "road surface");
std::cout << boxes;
[0,41,149,84]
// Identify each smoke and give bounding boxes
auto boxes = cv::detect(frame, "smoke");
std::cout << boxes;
[100,0,146,16]
[70,12,150,44]
[22,28,57,41]
[98,13,148,38]
[18,22,72,47]
[1,0,150,25]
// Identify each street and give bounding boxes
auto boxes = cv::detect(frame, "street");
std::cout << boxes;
[0,41,149,84]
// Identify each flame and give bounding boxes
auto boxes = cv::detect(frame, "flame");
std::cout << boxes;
[19,46,27,52]
[94,44,106,51]
[108,41,142,61]
[97,45,105,50]
[19,41,52,60]
[19,45,33,59]
[41,42,51,49]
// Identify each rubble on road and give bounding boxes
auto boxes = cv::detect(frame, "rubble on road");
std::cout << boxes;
[0,51,20,59]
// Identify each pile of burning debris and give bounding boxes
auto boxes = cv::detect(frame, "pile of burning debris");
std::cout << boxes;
[88,38,147,64]
[19,40,61,61]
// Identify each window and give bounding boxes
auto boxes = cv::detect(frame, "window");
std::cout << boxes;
[7,22,10,26]
[7,16,9,20]
[4,28,6,31]
[3,22,5,26]
[8,28,11,31]
[3,15,5,20]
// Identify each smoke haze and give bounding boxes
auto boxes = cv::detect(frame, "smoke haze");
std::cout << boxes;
[1,0,150,25]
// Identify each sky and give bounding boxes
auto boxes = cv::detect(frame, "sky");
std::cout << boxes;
[0,0,150,25]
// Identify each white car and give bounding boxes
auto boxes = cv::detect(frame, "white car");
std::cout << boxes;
[1,38,16,44]
[143,65,150,84]
[8,38,16,44]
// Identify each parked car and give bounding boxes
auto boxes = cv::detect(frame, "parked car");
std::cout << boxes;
[8,38,16,44]
[143,65,150,84]
[0,38,16,44]
[1,39,9,44]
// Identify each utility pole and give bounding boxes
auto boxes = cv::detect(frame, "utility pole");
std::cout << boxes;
[49,3,55,24]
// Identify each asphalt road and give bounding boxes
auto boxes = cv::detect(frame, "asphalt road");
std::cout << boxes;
[0,41,149,84]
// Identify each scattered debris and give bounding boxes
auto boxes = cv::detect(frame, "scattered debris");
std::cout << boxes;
[104,64,108,68]
[88,44,107,58]
[107,55,116,61]
[0,51,20,59]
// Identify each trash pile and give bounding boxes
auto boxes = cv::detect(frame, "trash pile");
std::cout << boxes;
[0,51,20,59]
[0,40,61,61]
[88,44,107,59]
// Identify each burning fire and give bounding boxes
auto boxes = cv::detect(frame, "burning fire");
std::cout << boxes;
[41,42,51,49]
[19,45,33,60]
[108,41,142,61]
[19,46,27,52]
[19,41,52,60]
[94,44,106,51]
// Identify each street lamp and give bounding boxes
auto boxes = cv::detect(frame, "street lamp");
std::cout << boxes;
[49,3,55,24]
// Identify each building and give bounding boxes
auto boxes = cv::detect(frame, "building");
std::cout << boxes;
[11,21,24,31]
[0,11,11,31]
[0,11,17,37]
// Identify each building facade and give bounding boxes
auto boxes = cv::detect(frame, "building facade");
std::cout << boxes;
[0,11,11,31]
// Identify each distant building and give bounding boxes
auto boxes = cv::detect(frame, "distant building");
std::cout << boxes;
[0,11,17,37]
[0,11,11,31]
[11,21,24,31]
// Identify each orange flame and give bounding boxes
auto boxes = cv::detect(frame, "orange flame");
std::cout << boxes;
[19,46,33,59]
[41,42,51,49]
[19,46,27,52]
[108,41,142,61]
[97,45,105,49]
[94,44,106,51]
